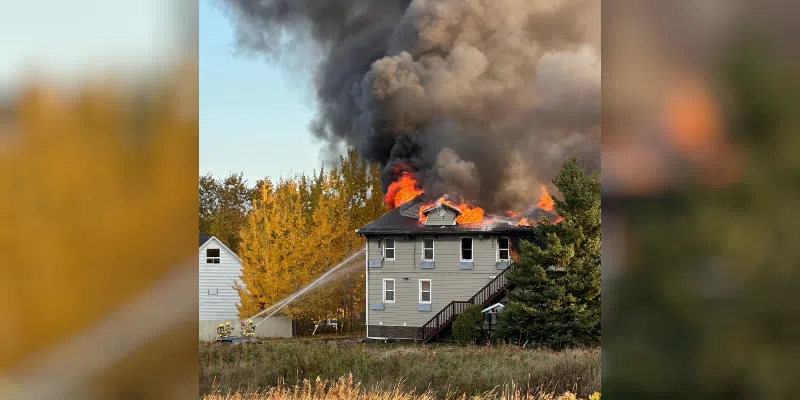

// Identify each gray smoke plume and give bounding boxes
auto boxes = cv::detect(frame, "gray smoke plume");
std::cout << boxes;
[220,0,600,211]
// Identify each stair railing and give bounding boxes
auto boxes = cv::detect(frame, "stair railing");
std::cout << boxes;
[418,263,516,342]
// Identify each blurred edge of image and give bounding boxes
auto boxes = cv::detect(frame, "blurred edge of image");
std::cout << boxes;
[3,0,800,398]
[0,0,199,399]
[603,0,800,398]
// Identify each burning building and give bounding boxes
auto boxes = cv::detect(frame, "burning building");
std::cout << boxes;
[221,0,598,341]
[357,177,561,342]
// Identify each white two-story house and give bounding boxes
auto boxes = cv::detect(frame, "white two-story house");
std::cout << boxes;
[356,198,550,342]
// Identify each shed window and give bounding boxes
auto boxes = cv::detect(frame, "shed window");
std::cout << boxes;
[498,238,510,261]
[208,288,218,295]
[383,279,395,303]
[419,279,432,304]
[461,238,473,261]
[384,239,395,260]
[423,238,434,261]
[206,248,220,264]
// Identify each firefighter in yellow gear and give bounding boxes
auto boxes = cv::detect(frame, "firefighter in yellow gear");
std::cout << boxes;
[224,321,232,337]
[216,323,224,339]
[244,319,256,336]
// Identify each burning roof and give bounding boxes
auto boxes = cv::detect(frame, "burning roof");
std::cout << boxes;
[359,170,564,235]
[356,196,560,235]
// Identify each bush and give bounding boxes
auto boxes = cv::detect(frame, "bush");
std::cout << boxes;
[452,304,484,346]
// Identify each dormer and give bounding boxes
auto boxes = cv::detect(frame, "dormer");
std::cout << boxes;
[421,203,460,226]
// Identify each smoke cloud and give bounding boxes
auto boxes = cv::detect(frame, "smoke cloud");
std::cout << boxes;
[220,0,600,211]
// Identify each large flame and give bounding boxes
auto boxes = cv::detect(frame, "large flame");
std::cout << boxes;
[455,204,485,224]
[537,184,555,212]
[511,185,565,226]
[385,172,424,208]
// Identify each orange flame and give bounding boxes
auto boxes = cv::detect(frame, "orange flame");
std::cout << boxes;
[506,186,566,227]
[455,204,485,224]
[515,217,531,227]
[418,201,436,224]
[418,197,485,224]
[385,172,424,208]
[537,185,555,212]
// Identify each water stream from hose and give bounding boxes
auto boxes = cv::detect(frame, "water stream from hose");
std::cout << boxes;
[247,248,365,328]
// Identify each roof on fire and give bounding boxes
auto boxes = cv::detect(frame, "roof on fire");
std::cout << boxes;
[420,202,461,215]
[356,197,544,235]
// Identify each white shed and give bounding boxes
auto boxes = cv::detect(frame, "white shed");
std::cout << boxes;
[198,234,295,341]
[199,234,243,321]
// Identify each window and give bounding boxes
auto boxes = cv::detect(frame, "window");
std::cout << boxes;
[423,238,434,260]
[461,237,473,261]
[497,238,510,261]
[206,248,220,263]
[383,279,395,303]
[419,279,432,304]
[208,288,218,295]
[384,238,395,260]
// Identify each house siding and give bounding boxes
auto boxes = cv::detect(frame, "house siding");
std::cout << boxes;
[199,238,243,320]
[424,208,457,225]
[366,235,510,330]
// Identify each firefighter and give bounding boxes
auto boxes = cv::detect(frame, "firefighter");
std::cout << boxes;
[224,321,232,337]
[246,319,255,336]
[217,323,224,339]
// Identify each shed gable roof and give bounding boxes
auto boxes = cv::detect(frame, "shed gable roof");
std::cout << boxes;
[199,234,242,262]
[200,234,213,247]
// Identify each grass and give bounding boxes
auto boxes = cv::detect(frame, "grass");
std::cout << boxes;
[202,374,601,400]
[199,340,600,399]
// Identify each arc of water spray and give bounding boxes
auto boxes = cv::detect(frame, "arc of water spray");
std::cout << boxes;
[247,248,366,328]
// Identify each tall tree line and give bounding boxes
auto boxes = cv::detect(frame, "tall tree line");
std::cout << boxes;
[199,172,255,254]
[199,149,387,333]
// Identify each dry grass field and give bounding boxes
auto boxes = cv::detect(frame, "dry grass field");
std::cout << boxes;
[200,340,600,399]
[202,374,600,400]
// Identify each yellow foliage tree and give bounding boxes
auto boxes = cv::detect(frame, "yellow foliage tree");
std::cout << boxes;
[236,178,315,317]
[0,62,198,397]
[236,149,387,332]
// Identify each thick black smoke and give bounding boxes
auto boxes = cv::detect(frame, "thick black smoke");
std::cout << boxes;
[220,0,600,211]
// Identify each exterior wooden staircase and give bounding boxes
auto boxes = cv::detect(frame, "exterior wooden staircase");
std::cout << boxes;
[417,264,516,343]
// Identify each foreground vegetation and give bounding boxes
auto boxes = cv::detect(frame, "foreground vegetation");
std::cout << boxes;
[200,341,600,398]
[203,374,600,400]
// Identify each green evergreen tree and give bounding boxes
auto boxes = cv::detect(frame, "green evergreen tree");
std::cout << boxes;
[199,172,252,254]
[199,173,220,235]
[497,155,600,349]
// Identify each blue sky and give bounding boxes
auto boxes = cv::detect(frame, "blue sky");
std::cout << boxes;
[0,0,179,90]
[200,0,324,185]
